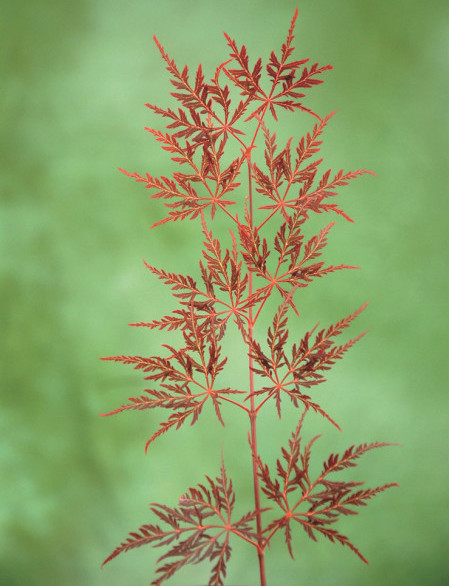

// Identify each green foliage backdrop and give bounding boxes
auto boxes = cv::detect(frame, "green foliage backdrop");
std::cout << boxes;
[1,0,448,584]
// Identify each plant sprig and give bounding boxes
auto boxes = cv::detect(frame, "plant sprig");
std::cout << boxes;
[101,9,397,585]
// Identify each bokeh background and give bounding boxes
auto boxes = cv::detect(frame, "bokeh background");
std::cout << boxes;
[1,0,448,584]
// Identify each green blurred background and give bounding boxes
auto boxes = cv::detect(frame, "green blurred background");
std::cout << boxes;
[1,0,448,584]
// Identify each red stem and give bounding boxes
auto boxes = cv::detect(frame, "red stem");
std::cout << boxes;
[224,97,271,584]
[246,156,267,586]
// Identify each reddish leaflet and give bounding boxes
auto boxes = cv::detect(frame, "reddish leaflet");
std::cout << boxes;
[101,9,397,586]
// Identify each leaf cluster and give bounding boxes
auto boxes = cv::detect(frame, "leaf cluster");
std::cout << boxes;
[102,462,258,585]
[258,408,398,562]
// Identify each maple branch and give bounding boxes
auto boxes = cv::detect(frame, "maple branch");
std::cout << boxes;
[103,11,396,584]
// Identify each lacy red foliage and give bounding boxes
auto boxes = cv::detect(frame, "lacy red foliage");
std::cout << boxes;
[101,8,397,585]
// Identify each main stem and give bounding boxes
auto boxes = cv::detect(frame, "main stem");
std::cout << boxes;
[246,158,267,586]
